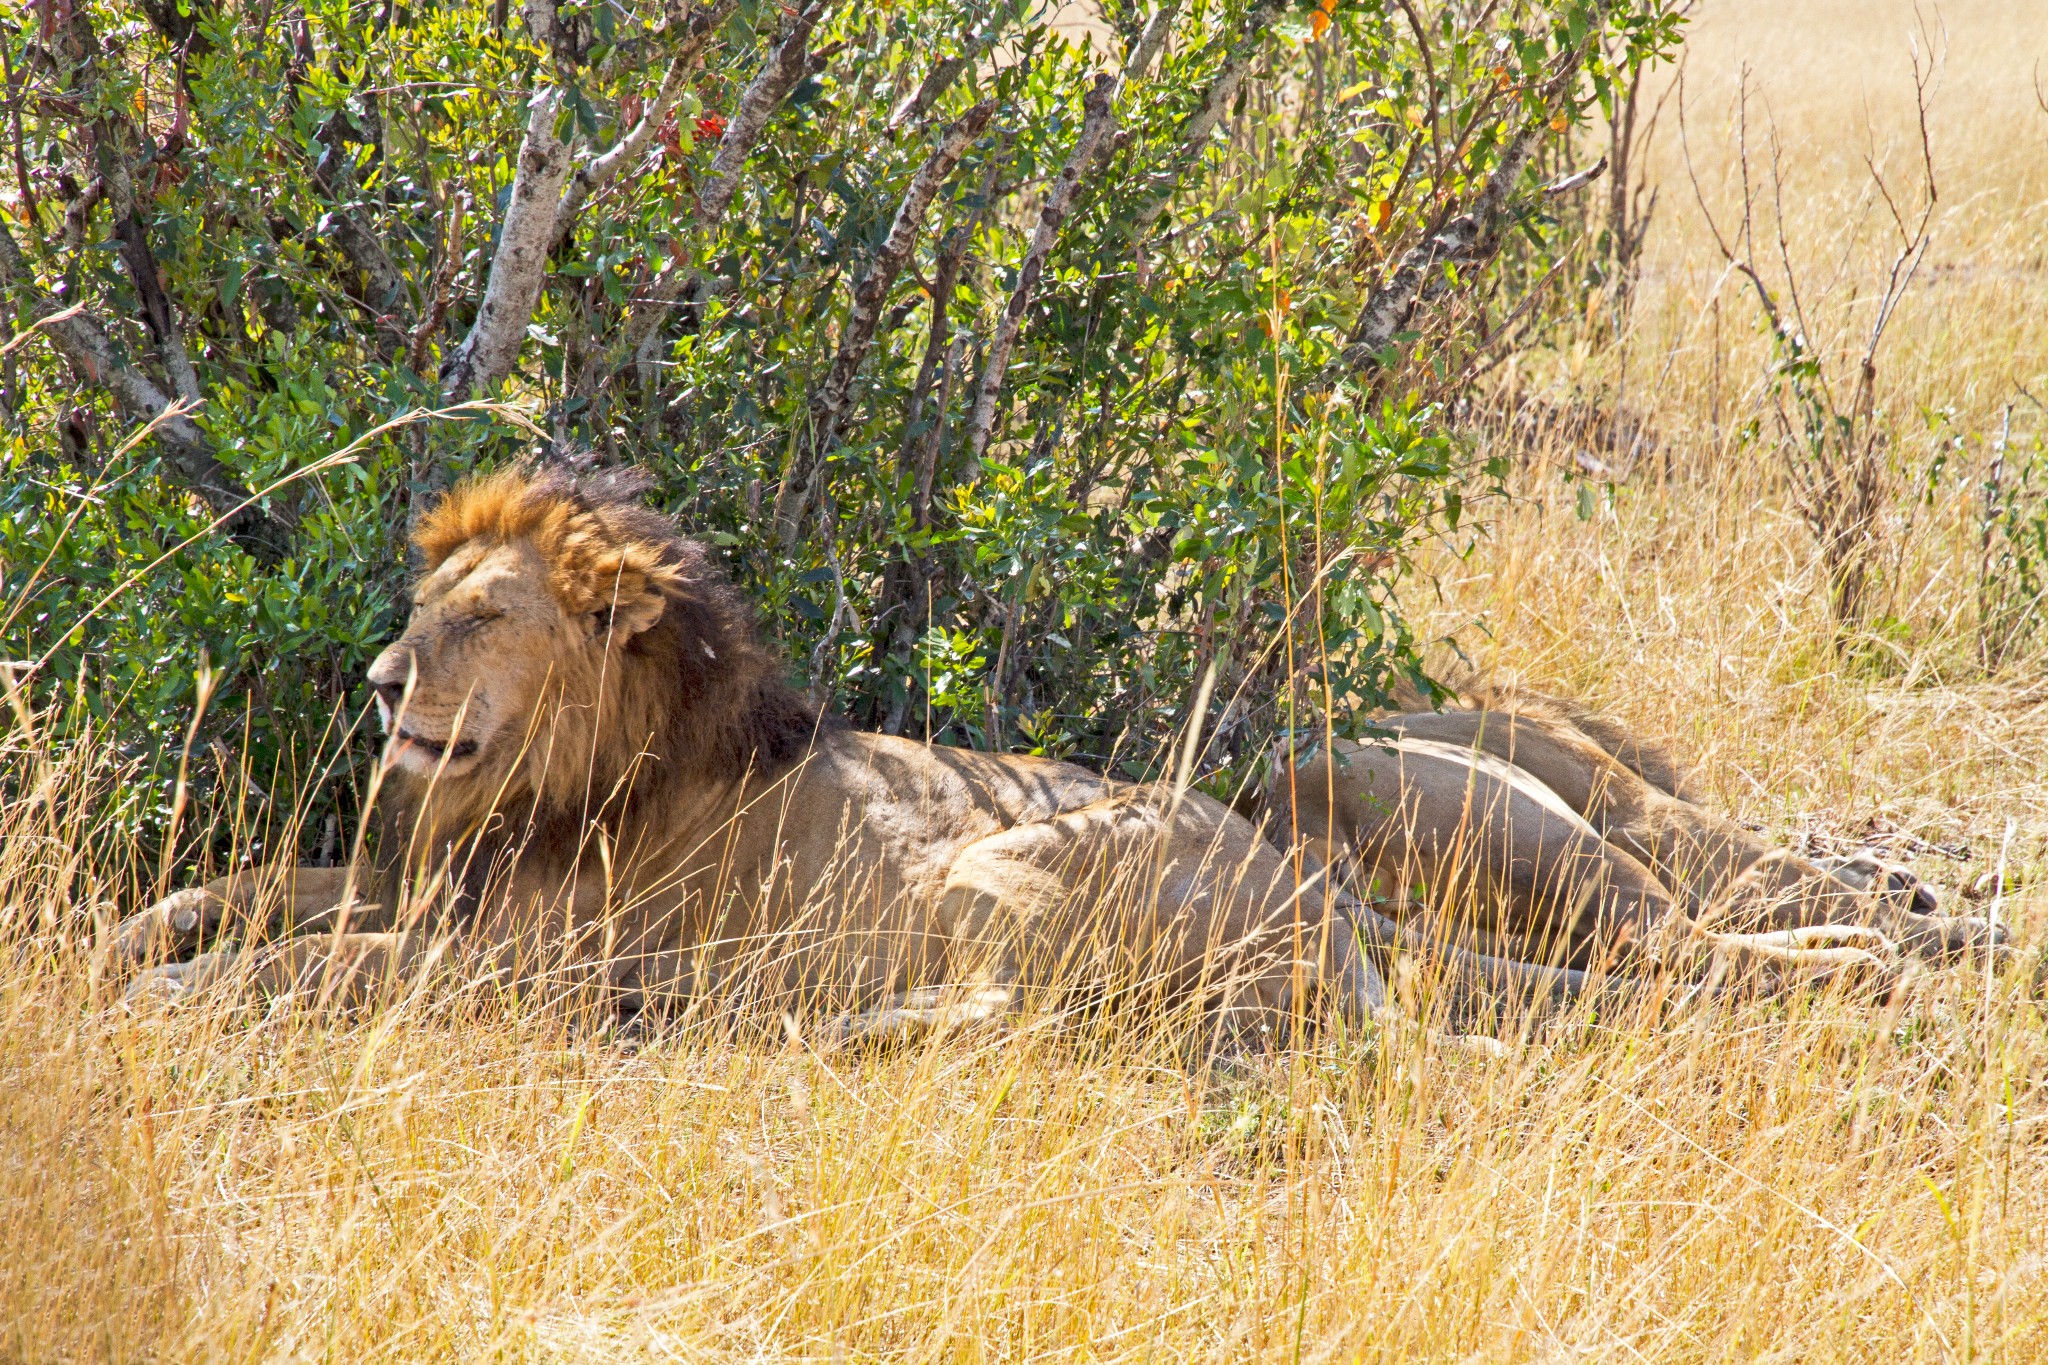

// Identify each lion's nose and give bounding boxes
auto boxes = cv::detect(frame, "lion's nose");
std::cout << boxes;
[365,647,416,715]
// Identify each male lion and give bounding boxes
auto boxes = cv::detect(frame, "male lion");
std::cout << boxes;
[109,467,1428,1045]
[1255,691,2007,990]
[109,468,1998,1037]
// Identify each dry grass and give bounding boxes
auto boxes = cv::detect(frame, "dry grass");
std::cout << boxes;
[7,2,2048,1360]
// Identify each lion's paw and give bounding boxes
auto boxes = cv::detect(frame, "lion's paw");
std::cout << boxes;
[1438,1032,1518,1063]
[105,888,219,975]
[1928,913,2011,964]
[822,985,1012,1052]
[123,951,229,1008]
[1814,851,1940,914]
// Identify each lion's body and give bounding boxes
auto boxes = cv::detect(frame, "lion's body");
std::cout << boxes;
[111,469,1378,1036]
[443,729,1327,1018]
[1257,696,1994,974]
[110,468,2000,1031]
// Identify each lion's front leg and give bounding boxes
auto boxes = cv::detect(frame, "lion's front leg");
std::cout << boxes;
[1702,850,2004,975]
[105,865,363,975]
[124,930,420,1010]
[821,984,1019,1050]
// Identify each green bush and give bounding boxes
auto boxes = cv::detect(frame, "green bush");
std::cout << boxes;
[0,0,1682,872]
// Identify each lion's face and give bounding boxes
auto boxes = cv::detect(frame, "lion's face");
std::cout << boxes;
[365,536,664,781]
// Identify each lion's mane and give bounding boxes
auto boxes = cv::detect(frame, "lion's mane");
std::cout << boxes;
[392,466,820,846]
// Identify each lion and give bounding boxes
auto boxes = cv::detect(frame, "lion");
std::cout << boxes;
[1254,689,2007,993]
[107,466,1420,1047]
[108,467,2001,1041]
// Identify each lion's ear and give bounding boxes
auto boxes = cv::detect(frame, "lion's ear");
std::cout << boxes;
[588,581,667,643]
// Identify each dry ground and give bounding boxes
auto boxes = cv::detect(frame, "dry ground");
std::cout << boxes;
[7,1,2048,1360]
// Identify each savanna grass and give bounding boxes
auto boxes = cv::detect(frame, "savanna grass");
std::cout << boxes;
[6,0,2048,1358]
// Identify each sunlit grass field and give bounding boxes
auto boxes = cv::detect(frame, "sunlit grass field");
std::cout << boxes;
[6,1,2048,1359]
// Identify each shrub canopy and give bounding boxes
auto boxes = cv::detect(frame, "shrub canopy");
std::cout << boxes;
[0,0,1681,863]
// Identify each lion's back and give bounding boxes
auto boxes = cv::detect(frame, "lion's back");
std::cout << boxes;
[806,730,1118,826]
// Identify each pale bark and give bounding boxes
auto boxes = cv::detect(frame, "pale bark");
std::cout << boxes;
[1335,7,1613,377]
[697,0,832,224]
[550,0,735,249]
[962,73,1117,463]
[812,100,997,458]
[438,83,574,399]
[886,56,969,138]
[1336,124,1541,371]
[309,119,410,342]
[1124,1,1180,85]
[884,17,1003,138]
[1128,0,1277,237]
[773,99,996,546]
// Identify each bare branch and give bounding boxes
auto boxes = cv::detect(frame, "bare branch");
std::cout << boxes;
[814,102,997,451]
[1395,0,1447,190]
[964,73,1118,463]
[1678,68,1785,336]
[0,220,290,559]
[607,0,838,386]
[1862,29,1942,368]
[698,0,834,225]
[776,98,997,545]
[1129,0,1279,237]
[550,1,734,249]
[309,113,410,346]
[1688,42,1940,626]
[1334,23,1609,378]
[409,192,467,377]
[1542,156,1607,196]
[439,52,575,398]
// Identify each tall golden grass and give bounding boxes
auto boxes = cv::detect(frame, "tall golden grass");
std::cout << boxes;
[6,1,2047,1358]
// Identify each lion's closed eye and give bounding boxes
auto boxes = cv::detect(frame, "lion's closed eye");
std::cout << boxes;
[447,608,503,640]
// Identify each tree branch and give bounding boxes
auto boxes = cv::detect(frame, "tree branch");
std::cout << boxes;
[812,102,996,452]
[1334,123,1538,372]
[1333,28,1606,379]
[308,111,411,352]
[886,57,970,139]
[550,0,734,250]
[0,221,291,559]
[883,16,1006,141]
[82,91,204,407]
[1128,0,1276,237]
[408,191,467,376]
[606,0,837,387]
[1124,0,1180,84]
[697,0,833,225]
[775,98,997,546]
[963,72,1117,463]
[438,31,575,399]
